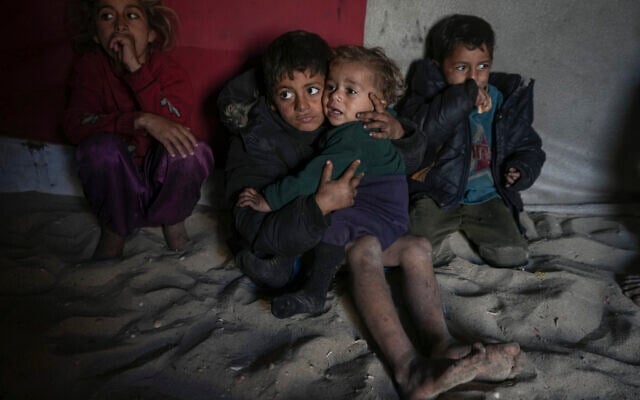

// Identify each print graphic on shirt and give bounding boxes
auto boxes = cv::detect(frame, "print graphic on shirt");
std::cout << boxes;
[160,97,182,118]
[468,122,491,181]
[81,114,101,125]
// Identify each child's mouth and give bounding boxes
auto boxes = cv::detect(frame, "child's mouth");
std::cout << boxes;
[328,107,343,116]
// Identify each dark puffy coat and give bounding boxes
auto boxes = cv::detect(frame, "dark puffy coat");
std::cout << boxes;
[219,69,427,257]
[398,59,545,221]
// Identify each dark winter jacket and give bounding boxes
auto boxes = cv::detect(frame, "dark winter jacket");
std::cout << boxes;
[219,69,427,257]
[398,59,545,221]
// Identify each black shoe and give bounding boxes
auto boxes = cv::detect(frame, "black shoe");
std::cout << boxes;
[235,250,295,289]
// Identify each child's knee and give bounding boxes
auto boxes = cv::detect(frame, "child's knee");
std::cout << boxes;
[478,245,528,268]
[169,142,214,175]
[347,236,382,265]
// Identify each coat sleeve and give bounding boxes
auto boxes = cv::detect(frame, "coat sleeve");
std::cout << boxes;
[399,60,478,166]
[501,123,545,192]
[225,132,329,256]
[390,117,427,175]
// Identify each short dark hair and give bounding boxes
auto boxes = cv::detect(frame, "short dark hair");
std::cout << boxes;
[330,45,405,104]
[263,30,331,101]
[427,14,495,64]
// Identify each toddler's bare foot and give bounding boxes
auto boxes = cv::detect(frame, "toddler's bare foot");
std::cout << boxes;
[92,226,125,260]
[474,342,524,381]
[398,344,486,400]
[433,341,523,382]
[163,221,189,251]
[398,342,523,399]
[430,339,474,360]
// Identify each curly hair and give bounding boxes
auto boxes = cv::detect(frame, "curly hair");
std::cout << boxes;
[68,0,179,53]
[330,45,405,104]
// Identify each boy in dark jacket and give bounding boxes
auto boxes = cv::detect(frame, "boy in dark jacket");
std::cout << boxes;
[399,14,545,268]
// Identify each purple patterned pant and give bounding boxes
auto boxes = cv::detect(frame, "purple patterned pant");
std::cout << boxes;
[76,133,214,236]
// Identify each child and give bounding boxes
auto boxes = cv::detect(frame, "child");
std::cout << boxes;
[398,14,545,268]
[64,0,214,259]
[237,45,409,318]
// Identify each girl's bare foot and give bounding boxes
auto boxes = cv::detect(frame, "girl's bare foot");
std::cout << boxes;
[92,226,125,260]
[163,221,189,251]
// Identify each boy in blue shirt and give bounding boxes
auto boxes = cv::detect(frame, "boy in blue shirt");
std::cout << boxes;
[399,14,546,268]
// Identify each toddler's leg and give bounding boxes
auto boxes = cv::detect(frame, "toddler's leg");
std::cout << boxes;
[271,242,344,318]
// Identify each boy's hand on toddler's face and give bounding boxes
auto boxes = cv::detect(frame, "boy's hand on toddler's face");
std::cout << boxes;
[236,188,272,212]
[357,93,405,140]
[504,167,521,188]
[135,113,198,158]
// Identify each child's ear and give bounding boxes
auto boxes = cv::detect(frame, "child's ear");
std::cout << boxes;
[148,30,157,44]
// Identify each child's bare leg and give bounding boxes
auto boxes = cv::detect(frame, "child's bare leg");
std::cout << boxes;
[347,236,417,381]
[381,236,453,353]
[380,236,524,387]
[93,225,125,260]
[163,220,190,251]
[347,236,481,398]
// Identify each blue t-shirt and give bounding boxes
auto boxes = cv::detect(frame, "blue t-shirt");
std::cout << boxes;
[462,84,503,205]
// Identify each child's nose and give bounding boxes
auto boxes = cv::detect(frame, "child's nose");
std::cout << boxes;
[114,16,128,32]
[295,96,309,111]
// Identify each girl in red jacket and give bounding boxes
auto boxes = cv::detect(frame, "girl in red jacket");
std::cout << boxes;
[65,0,214,259]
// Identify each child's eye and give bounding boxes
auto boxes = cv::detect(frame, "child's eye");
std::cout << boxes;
[126,12,141,20]
[278,90,293,100]
[308,86,320,95]
[347,88,358,95]
[98,12,114,21]
[455,65,466,72]
[325,84,336,93]
[478,63,491,70]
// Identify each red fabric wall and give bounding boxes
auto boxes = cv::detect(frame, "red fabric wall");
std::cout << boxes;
[0,1,366,162]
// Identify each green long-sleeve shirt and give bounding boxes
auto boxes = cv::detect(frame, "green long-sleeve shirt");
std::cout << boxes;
[264,121,405,210]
